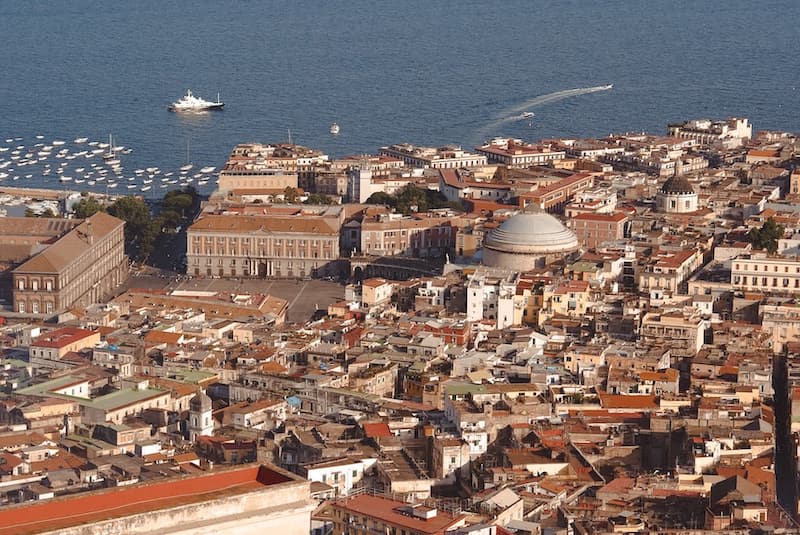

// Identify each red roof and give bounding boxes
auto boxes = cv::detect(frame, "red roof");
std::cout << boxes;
[0,465,292,535]
[362,422,392,439]
[32,327,97,349]
[332,494,465,534]
[599,394,659,410]
[573,211,627,223]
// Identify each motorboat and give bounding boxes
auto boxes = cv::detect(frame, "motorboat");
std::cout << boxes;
[200,166,215,173]
[330,122,340,135]
[522,112,535,119]
[169,89,224,112]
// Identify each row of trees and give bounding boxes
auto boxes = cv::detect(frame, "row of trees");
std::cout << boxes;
[365,185,463,215]
[72,187,200,262]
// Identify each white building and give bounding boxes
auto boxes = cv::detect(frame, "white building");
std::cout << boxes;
[300,456,377,497]
[668,117,752,148]
[379,143,486,169]
[732,253,800,294]
[656,174,698,213]
[474,138,566,167]
[346,164,376,203]
[466,270,518,330]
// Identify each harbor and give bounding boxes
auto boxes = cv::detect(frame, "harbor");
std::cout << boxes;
[0,135,219,198]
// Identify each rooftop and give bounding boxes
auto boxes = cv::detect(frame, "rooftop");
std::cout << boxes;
[0,464,296,535]
[332,494,466,534]
[32,327,98,349]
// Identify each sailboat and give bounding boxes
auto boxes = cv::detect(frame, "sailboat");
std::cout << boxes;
[103,134,120,165]
[180,138,193,172]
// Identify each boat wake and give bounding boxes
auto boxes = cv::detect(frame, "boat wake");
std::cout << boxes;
[472,84,613,144]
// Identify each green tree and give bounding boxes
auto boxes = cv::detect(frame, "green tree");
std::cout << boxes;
[303,193,336,205]
[748,218,784,254]
[162,192,193,218]
[73,197,105,219]
[283,186,299,203]
[108,196,158,261]
[365,186,462,215]
[365,191,396,207]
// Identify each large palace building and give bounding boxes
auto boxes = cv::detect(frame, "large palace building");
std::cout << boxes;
[8,212,127,315]
[187,211,341,279]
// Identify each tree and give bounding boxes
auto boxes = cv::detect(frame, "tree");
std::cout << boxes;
[24,208,57,218]
[108,196,158,261]
[365,185,458,215]
[748,218,784,254]
[304,193,336,205]
[365,191,396,207]
[73,197,105,219]
[283,186,299,203]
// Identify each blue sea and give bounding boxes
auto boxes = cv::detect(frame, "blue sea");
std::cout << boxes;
[1,0,799,195]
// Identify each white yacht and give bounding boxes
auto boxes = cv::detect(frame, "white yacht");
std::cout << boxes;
[330,122,340,135]
[169,89,224,112]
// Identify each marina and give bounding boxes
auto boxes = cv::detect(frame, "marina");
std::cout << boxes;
[0,134,220,198]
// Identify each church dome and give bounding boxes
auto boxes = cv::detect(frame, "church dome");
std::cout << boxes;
[482,210,579,271]
[484,211,579,254]
[660,175,695,195]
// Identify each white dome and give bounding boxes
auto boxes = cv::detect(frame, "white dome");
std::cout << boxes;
[484,212,578,254]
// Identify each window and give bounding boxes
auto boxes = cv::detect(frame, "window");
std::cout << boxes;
[46,280,52,291]
[18,302,25,313]
[32,280,38,291]
[17,280,24,291]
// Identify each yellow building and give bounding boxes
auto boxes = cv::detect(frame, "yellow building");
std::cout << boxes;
[542,280,590,321]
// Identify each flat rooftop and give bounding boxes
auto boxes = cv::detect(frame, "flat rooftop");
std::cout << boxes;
[0,464,294,535]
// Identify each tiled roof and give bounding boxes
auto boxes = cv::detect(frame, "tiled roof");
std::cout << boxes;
[189,214,337,235]
[15,212,123,274]
[332,494,465,534]
[32,327,97,349]
[362,422,392,439]
[0,465,294,535]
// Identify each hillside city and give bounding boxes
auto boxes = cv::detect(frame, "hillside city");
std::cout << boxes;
[3,117,800,533]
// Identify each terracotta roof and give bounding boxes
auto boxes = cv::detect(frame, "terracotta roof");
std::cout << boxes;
[144,330,182,345]
[362,278,390,288]
[748,149,781,157]
[0,431,50,450]
[0,217,77,238]
[15,212,123,274]
[573,211,627,223]
[0,465,293,535]
[331,495,465,534]
[189,214,337,235]
[32,327,97,349]
[599,394,659,410]
[362,422,392,439]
